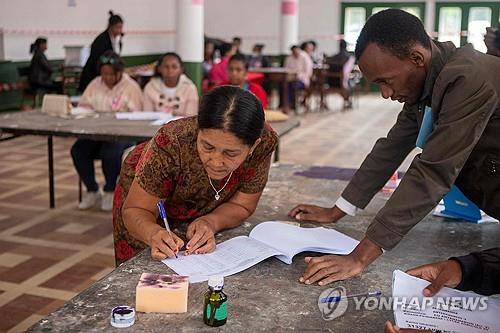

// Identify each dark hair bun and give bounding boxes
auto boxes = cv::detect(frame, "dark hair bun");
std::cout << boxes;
[198,86,265,146]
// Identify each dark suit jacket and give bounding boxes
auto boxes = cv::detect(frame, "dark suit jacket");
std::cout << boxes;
[78,30,113,92]
[341,40,500,250]
[453,248,500,296]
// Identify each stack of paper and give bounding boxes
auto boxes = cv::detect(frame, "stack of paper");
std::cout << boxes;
[393,270,500,332]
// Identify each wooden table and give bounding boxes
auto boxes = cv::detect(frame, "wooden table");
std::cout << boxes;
[0,111,300,208]
[26,164,500,332]
[249,67,297,113]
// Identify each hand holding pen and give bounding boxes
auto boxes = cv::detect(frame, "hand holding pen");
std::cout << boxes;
[152,201,183,259]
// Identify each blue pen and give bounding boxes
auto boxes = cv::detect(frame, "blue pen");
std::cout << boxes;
[156,200,178,258]
[320,290,382,303]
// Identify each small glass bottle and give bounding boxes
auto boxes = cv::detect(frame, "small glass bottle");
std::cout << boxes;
[203,275,227,327]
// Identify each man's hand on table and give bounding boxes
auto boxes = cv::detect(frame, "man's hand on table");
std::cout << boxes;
[288,205,346,223]
[299,237,383,285]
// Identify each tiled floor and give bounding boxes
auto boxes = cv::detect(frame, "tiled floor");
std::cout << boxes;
[0,136,115,332]
[0,94,404,332]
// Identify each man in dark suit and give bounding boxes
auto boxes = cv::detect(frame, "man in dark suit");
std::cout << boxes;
[289,9,500,286]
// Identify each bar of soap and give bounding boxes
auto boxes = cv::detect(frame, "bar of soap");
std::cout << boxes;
[136,273,189,313]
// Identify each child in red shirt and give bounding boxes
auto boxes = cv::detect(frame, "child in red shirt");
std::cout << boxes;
[225,54,268,109]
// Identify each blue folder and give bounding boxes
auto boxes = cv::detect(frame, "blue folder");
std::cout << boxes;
[441,186,482,222]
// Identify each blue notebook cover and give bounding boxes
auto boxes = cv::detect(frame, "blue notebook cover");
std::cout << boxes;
[441,186,482,222]
[416,106,433,149]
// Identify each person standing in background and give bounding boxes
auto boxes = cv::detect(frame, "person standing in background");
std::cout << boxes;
[28,37,62,93]
[79,10,124,92]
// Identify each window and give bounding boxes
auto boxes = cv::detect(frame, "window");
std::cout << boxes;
[373,6,421,18]
[438,7,462,47]
[401,7,421,19]
[435,3,499,50]
[467,7,492,53]
[372,7,389,15]
[344,7,366,52]
[341,3,426,53]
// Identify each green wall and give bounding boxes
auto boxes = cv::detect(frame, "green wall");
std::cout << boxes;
[0,53,163,112]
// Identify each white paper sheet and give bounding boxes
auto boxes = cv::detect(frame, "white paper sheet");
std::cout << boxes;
[392,270,500,332]
[115,111,171,121]
[70,106,95,116]
[163,236,281,283]
[249,221,359,264]
[150,116,181,126]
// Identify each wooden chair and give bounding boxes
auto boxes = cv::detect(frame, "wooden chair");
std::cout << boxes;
[320,70,353,110]
[299,67,325,113]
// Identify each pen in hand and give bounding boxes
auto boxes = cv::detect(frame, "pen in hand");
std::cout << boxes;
[156,200,178,258]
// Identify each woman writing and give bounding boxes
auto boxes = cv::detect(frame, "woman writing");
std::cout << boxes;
[113,86,278,264]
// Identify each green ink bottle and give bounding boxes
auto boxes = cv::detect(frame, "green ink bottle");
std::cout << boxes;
[203,275,227,327]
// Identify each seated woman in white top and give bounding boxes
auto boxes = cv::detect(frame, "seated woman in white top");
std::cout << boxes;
[72,51,143,212]
[143,52,199,116]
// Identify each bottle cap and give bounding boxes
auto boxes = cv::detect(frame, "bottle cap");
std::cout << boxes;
[208,275,224,290]
[110,306,135,328]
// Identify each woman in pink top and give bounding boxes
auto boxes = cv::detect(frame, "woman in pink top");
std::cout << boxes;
[143,52,199,116]
[72,51,142,212]
[78,53,142,112]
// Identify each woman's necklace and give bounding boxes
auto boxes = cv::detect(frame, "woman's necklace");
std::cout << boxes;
[208,172,233,201]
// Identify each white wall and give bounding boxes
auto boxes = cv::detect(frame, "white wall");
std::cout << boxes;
[204,0,281,54]
[3,0,472,61]
[298,0,341,54]
[204,0,343,55]
[0,0,176,61]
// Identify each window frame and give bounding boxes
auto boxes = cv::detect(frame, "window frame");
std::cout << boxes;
[341,2,427,37]
[435,2,500,47]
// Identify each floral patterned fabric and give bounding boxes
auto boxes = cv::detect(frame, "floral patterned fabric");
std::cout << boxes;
[112,116,278,265]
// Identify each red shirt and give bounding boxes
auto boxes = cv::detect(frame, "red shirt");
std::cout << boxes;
[208,57,230,86]
[221,80,268,109]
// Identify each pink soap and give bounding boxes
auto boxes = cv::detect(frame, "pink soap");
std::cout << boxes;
[136,273,189,313]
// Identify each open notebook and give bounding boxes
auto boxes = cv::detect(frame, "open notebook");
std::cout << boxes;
[162,221,359,283]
